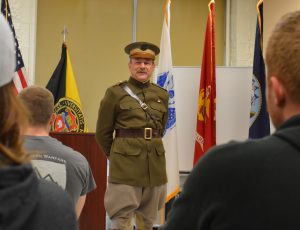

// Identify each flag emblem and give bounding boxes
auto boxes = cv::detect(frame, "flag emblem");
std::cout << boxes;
[195,132,205,152]
[249,75,262,126]
[157,71,176,130]
[198,86,212,122]
[52,97,86,132]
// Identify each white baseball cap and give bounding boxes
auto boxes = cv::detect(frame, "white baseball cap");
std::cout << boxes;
[0,14,15,88]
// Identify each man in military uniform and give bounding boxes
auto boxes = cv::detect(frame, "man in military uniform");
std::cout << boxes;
[96,41,169,230]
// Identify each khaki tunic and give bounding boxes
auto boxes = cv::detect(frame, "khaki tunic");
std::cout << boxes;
[96,77,169,187]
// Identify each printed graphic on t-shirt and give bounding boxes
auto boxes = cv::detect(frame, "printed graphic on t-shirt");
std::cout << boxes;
[32,158,67,189]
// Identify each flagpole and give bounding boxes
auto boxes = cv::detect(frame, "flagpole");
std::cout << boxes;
[225,0,231,66]
[193,0,216,165]
[157,0,180,222]
[62,26,68,43]
[132,0,137,42]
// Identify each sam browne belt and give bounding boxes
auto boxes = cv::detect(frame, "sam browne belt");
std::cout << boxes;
[115,128,162,140]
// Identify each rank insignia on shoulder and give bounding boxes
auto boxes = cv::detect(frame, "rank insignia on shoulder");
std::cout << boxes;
[151,82,167,91]
[114,80,127,86]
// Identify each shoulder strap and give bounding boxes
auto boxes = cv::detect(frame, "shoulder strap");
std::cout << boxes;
[121,84,160,124]
[122,85,148,110]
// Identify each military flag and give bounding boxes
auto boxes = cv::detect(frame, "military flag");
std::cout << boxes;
[249,0,270,138]
[1,0,28,93]
[155,0,180,213]
[46,43,87,132]
[193,0,216,165]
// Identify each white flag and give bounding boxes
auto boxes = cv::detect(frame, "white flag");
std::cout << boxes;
[155,0,180,203]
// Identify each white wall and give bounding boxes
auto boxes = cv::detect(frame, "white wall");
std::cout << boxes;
[174,66,253,171]
[226,0,257,66]
[6,0,37,84]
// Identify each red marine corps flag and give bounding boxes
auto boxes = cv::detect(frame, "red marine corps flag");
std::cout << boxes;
[193,0,216,165]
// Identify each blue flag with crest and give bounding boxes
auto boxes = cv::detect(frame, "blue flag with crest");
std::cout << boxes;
[249,0,270,138]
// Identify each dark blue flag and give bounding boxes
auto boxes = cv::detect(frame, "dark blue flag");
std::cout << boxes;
[249,0,270,138]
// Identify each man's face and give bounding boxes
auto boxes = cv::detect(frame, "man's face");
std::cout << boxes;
[128,58,155,83]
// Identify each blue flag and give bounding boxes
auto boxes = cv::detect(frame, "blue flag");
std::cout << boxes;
[249,0,270,138]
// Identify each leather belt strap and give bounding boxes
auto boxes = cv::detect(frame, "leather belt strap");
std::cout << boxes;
[115,128,161,140]
[121,84,160,126]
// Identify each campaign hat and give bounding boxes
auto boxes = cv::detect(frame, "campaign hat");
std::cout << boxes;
[125,41,160,60]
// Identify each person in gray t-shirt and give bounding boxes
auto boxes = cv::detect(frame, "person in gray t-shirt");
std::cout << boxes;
[18,86,96,218]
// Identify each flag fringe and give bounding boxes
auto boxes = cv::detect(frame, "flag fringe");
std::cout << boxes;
[165,186,181,203]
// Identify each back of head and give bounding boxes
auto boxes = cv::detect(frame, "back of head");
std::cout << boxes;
[266,11,300,104]
[0,14,28,166]
[18,86,54,127]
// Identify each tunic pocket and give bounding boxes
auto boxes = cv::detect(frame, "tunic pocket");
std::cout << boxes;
[119,98,140,110]
[109,139,146,184]
[118,98,145,123]
[148,100,167,123]
[111,138,142,156]
[149,100,167,113]
[155,144,165,156]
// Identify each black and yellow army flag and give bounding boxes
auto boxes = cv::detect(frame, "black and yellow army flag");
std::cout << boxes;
[46,43,87,132]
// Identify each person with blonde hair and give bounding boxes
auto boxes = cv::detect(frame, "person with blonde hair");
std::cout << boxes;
[0,14,77,230]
